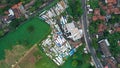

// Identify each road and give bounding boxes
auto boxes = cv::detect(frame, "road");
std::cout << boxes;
[81,0,103,68]
[31,0,55,16]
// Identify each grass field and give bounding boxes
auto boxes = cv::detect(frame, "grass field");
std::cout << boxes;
[0,17,51,60]
[35,47,58,68]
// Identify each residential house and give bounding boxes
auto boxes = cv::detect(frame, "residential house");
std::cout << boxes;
[11,2,25,18]
[92,8,106,21]
[1,2,26,24]
[104,57,117,68]
[105,0,117,4]
[98,24,107,35]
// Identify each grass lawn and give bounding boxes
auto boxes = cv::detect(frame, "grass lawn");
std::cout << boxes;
[35,47,58,68]
[0,17,51,60]
[60,53,91,68]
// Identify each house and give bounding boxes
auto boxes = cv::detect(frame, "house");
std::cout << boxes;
[98,39,111,57]
[115,27,120,32]
[98,24,107,34]
[92,8,106,21]
[11,2,25,18]
[105,0,117,4]
[94,8,100,16]
[1,2,26,24]
[114,8,120,14]
[104,57,117,68]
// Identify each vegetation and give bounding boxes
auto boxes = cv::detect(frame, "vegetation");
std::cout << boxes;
[89,0,99,9]
[35,46,58,68]
[0,30,4,37]
[9,17,26,30]
[60,44,94,68]
[0,17,51,60]
[67,0,83,21]
[89,14,120,57]
[89,20,102,34]
[106,32,120,57]
[108,14,120,24]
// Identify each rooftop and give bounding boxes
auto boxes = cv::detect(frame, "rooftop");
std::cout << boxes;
[65,22,83,41]
[105,58,117,68]
[98,24,107,33]
[92,8,106,21]
[105,0,117,4]
[98,39,111,57]
[11,2,23,18]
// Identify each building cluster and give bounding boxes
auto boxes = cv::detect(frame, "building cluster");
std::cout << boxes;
[41,26,75,65]
[101,0,120,14]
[40,0,83,65]
[0,2,26,36]
[98,39,117,68]
[40,0,68,24]
[92,0,120,21]
[92,8,106,21]
[1,2,26,24]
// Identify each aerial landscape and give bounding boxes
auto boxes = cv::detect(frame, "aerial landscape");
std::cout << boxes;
[0,0,120,68]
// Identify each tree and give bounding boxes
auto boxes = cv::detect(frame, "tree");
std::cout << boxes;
[0,30,4,37]
[27,25,35,33]
[68,0,83,20]
[72,60,78,68]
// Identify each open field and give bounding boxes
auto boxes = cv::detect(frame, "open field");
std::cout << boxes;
[35,46,58,68]
[0,45,27,68]
[12,45,58,68]
[0,17,51,60]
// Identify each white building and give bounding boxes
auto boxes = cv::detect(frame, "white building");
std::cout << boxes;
[65,22,83,41]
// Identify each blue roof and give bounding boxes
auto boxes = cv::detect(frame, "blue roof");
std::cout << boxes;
[56,43,61,47]
[69,48,76,56]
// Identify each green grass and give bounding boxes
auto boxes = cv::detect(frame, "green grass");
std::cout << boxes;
[60,45,93,68]
[0,17,51,60]
[35,46,58,68]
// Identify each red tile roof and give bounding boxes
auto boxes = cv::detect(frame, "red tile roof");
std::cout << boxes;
[106,0,117,4]
[115,27,120,32]
[114,8,120,14]
[98,24,107,33]
[94,8,100,16]
[99,16,106,21]
[92,16,98,21]
[11,2,23,18]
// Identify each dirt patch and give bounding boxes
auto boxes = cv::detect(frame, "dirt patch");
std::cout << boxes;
[17,44,42,68]
[0,45,27,68]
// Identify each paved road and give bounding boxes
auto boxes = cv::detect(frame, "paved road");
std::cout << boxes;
[81,0,103,68]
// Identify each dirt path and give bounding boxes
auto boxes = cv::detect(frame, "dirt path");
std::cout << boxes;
[12,44,37,68]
